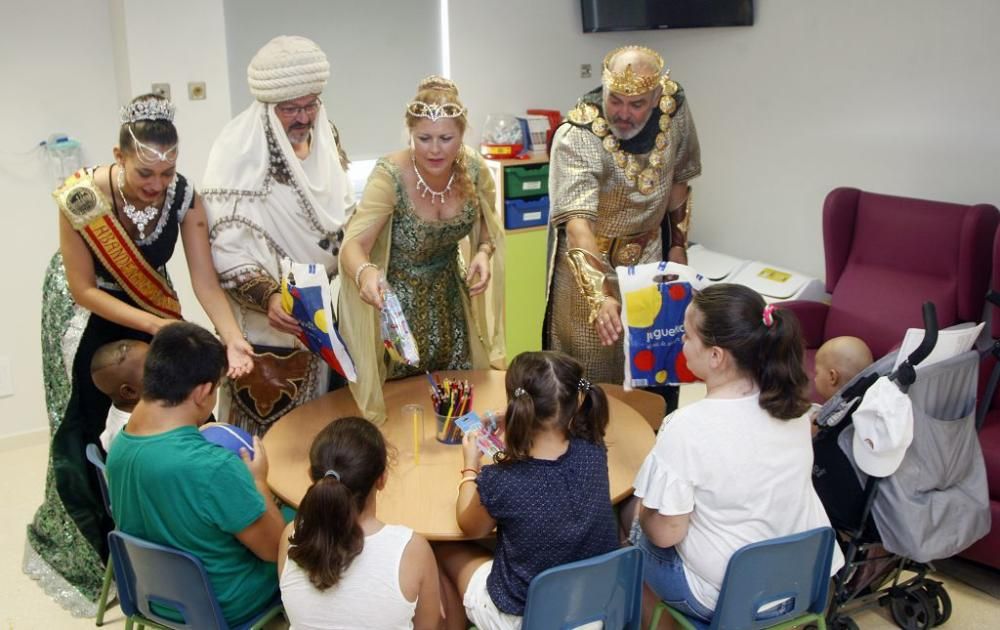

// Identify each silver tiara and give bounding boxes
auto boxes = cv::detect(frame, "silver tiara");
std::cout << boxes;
[407,101,466,122]
[120,99,176,124]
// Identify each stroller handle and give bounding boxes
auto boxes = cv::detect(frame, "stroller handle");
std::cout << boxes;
[891,302,938,389]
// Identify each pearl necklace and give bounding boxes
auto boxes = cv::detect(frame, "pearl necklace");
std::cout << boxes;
[116,165,161,239]
[411,153,453,204]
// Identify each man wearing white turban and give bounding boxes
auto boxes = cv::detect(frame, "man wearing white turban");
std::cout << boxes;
[203,35,353,436]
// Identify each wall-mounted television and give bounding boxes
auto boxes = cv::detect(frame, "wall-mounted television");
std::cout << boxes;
[581,0,754,32]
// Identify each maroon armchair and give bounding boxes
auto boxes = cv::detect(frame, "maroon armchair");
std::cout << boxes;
[962,235,1000,570]
[781,187,998,377]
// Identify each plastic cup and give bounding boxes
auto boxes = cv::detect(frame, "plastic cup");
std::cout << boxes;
[436,412,462,445]
[402,404,425,464]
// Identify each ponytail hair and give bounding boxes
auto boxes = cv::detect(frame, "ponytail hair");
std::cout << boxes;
[287,416,387,590]
[691,284,810,420]
[497,351,608,465]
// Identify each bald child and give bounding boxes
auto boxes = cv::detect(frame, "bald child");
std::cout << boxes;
[91,339,149,451]
[814,336,874,401]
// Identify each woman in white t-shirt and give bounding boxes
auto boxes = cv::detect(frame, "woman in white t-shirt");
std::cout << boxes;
[631,283,843,623]
[277,417,441,630]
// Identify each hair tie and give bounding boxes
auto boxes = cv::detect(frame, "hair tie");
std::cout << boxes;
[762,304,776,328]
[577,378,592,392]
[513,387,527,399]
[323,469,341,481]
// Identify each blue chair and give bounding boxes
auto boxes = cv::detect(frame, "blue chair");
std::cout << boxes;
[649,527,835,630]
[85,443,116,626]
[521,546,644,630]
[108,530,283,630]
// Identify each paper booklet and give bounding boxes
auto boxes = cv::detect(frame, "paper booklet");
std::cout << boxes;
[892,322,985,371]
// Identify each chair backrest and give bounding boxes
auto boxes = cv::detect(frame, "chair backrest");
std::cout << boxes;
[822,187,998,358]
[601,383,666,433]
[108,529,230,629]
[85,443,112,519]
[521,547,643,630]
[711,527,835,629]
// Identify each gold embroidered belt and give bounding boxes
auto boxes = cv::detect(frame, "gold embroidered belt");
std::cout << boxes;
[595,228,659,267]
[54,171,182,320]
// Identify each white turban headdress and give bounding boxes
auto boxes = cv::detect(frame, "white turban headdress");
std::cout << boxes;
[247,35,330,103]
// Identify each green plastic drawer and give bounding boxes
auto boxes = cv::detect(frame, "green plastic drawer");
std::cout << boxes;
[504,164,549,199]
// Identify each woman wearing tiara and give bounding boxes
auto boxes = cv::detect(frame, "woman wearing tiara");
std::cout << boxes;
[24,93,254,615]
[339,76,505,424]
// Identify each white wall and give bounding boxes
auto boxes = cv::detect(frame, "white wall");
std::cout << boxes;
[0,1,121,437]
[450,0,1000,279]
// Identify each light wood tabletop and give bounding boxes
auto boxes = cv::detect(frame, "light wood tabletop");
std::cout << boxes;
[262,369,656,540]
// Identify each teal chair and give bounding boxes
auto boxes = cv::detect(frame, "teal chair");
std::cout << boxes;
[521,546,644,629]
[108,530,283,630]
[85,443,116,626]
[650,527,835,630]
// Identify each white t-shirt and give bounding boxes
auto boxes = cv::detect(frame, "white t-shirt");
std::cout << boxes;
[100,405,132,452]
[280,523,417,630]
[633,393,844,609]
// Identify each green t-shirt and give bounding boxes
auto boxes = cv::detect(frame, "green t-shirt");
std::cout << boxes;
[107,425,277,625]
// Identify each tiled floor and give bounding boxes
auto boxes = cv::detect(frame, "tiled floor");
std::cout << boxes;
[4,402,999,628]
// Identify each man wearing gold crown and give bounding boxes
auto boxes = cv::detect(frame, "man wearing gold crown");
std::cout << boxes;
[202,36,354,436]
[544,46,701,407]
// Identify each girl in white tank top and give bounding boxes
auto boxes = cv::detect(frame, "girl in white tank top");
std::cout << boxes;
[276,417,441,629]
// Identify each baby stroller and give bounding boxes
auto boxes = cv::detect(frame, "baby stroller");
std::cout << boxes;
[811,303,992,629]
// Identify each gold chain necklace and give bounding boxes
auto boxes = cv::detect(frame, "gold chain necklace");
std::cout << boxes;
[571,78,680,195]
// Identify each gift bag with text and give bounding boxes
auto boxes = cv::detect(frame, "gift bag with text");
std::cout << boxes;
[618,261,707,389]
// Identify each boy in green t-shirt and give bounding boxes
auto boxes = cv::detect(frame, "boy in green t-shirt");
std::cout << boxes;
[106,322,284,626]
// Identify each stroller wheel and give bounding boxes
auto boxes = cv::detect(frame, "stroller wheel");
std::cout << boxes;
[889,588,934,629]
[921,581,952,626]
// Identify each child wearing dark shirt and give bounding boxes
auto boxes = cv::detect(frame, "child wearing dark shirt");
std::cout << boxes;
[435,351,619,630]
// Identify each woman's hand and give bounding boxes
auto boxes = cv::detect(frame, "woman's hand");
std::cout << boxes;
[466,251,492,297]
[225,337,255,378]
[594,297,623,346]
[357,266,385,310]
[266,293,302,335]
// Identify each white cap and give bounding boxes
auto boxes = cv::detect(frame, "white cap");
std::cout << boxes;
[852,377,914,477]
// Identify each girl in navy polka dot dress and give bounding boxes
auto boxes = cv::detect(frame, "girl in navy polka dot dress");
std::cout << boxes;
[435,351,620,630]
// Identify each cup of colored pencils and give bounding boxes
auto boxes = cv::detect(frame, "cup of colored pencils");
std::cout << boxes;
[427,372,473,445]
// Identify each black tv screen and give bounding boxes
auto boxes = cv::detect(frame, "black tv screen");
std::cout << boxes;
[581,0,754,32]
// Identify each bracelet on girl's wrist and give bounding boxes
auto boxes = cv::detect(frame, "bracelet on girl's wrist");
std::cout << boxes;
[458,476,478,491]
[477,241,495,257]
[460,467,479,477]
[354,262,378,288]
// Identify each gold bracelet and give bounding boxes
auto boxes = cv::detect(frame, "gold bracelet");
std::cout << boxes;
[477,241,495,258]
[458,476,478,491]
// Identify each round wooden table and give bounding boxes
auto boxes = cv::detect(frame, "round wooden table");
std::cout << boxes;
[262,370,655,540]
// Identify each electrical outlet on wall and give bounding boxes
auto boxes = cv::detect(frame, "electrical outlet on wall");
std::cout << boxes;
[188,81,207,100]
[0,356,13,398]
[580,64,592,79]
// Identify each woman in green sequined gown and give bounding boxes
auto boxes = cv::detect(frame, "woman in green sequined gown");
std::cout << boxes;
[339,76,505,424]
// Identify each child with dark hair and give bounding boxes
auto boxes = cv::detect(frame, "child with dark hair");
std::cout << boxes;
[278,417,441,629]
[106,322,281,627]
[436,351,619,630]
[631,284,843,624]
[90,339,148,450]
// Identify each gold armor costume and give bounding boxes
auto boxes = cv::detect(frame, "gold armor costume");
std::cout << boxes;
[544,70,701,384]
